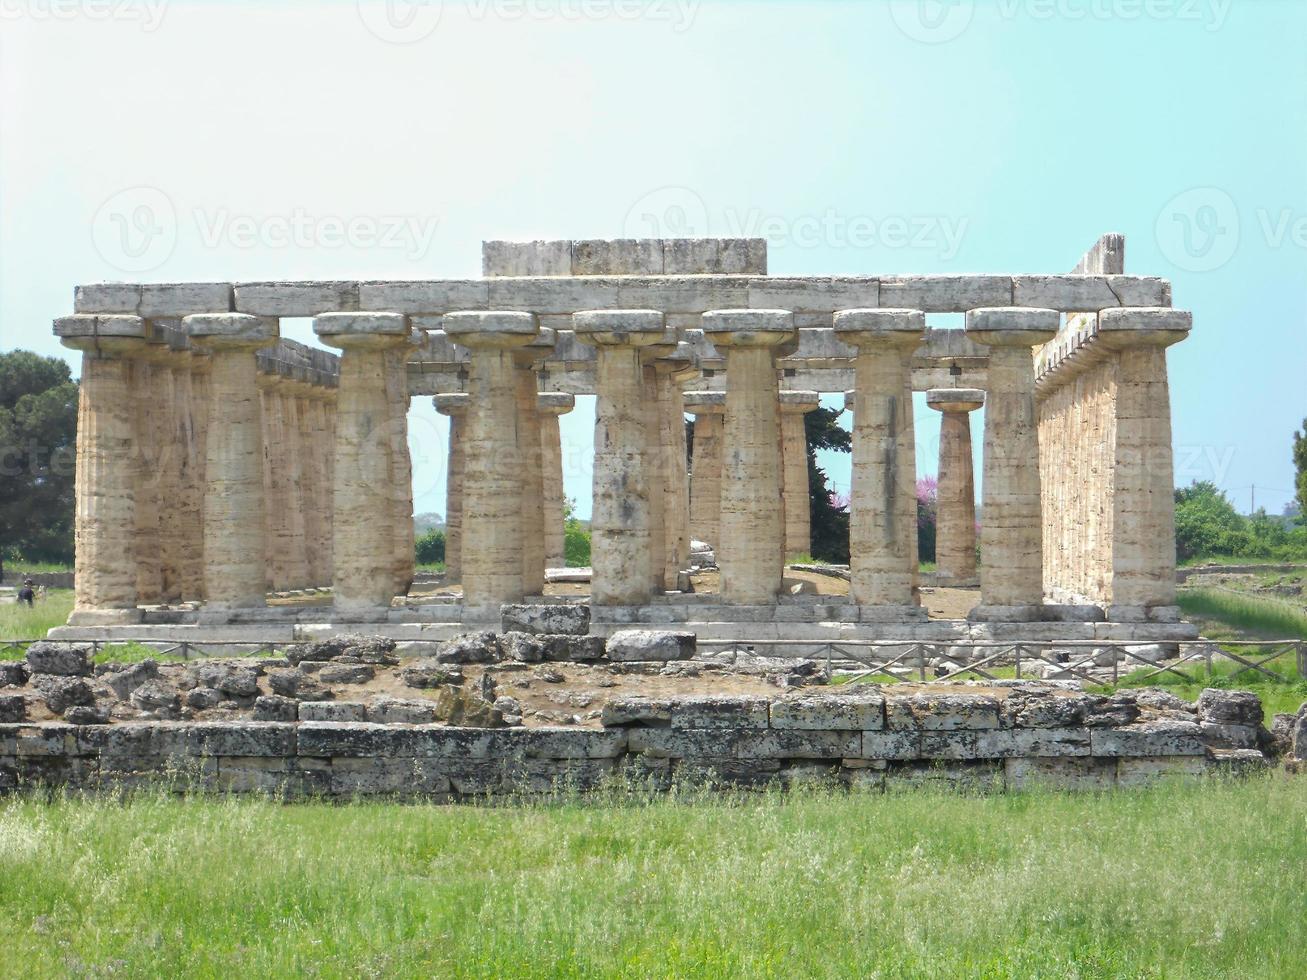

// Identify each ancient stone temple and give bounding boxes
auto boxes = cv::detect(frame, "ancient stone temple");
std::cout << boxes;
[50,233,1196,648]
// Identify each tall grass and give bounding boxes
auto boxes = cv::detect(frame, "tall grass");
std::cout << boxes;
[1179,587,1307,639]
[0,778,1303,977]
[0,588,73,647]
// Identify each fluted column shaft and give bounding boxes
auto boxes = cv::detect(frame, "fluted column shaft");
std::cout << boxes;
[185,314,280,611]
[513,334,556,597]
[385,345,416,597]
[537,392,575,571]
[316,313,410,616]
[779,392,819,560]
[836,310,924,608]
[927,389,984,585]
[56,316,149,624]
[966,308,1059,618]
[444,312,540,616]
[574,310,668,606]
[685,394,725,550]
[704,310,795,605]
[434,394,469,582]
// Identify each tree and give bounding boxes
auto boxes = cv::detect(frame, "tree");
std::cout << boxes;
[563,496,591,567]
[0,351,78,576]
[414,528,445,565]
[804,406,851,563]
[916,475,938,563]
[1293,418,1307,521]
[1173,481,1249,561]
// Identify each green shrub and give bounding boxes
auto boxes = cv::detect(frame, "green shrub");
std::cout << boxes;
[414,528,445,565]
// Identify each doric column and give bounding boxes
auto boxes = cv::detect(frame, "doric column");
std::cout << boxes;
[157,342,189,604]
[185,314,280,613]
[54,315,149,625]
[256,371,287,592]
[1098,308,1191,619]
[537,392,575,570]
[834,310,926,613]
[778,391,819,560]
[291,377,323,589]
[315,312,410,617]
[926,388,984,586]
[650,343,693,589]
[515,330,557,597]
[182,349,210,601]
[965,307,1059,620]
[131,341,169,604]
[683,391,725,551]
[702,309,796,605]
[278,377,311,590]
[443,311,541,617]
[434,392,470,582]
[574,309,668,606]
[385,338,418,598]
[317,388,337,587]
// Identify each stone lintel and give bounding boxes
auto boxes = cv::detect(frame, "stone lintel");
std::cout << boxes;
[683,391,726,414]
[778,389,821,413]
[55,314,151,353]
[433,392,470,415]
[184,313,279,349]
[537,391,575,415]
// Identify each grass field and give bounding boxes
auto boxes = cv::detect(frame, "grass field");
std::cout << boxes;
[1179,586,1307,640]
[0,588,73,645]
[0,778,1303,978]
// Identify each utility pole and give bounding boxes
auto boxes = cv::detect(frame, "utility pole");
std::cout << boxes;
[1251,484,1255,515]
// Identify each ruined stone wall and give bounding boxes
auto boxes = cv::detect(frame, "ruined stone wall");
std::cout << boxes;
[0,689,1270,798]
[1039,350,1118,605]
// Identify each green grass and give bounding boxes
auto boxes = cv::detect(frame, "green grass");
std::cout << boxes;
[0,779,1303,977]
[0,588,74,644]
[1179,587,1307,639]
[1,561,72,575]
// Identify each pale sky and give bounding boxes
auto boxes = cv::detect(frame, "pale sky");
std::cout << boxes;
[2,0,1304,519]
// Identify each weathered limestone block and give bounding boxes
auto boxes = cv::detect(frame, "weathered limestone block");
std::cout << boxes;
[1005,756,1116,790]
[735,730,862,759]
[0,663,30,687]
[1000,690,1093,728]
[315,312,411,616]
[606,629,696,662]
[0,697,28,724]
[834,309,926,609]
[859,730,922,761]
[669,696,771,730]
[884,693,1002,731]
[1089,720,1205,757]
[1196,688,1262,726]
[769,693,886,731]
[443,311,542,616]
[965,307,1059,619]
[537,392,575,569]
[1115,755,1207,786]
[482,239,573,277]
[25,642,92,677]
[684,392,725,550]
[574,310,668,605]
[600,697,675,727]
[926,388,984,584]
[625,727,741,759]
[524,727,628,759]
[299,702,366,723]
[500,603,591,636]
[972,727,1091,758]
[55,314,151,624]
[365,697,438,725]
[702,309,796,604]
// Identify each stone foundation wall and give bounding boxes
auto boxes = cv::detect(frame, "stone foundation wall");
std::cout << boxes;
[1,688,1279,798]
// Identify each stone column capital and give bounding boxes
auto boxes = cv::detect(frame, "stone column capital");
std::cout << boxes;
[833,308,925,350]
[650,339,694,374]
[684,391,726,416]
[537,391,575,416]
[702,309,795,348]
[443,310,540,349]
[434,392,470,416]
[185,313,279,352]
[964,307,1058,347]
[1095,308,1192,350]
[313,312,410,351]
[779,390,820,414]
[55,314,150,357]
[926,388,985,413]
[513,326,558,367]
[573,309,666,346]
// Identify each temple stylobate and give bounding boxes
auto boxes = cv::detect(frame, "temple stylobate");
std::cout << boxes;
[49,233,1196,647]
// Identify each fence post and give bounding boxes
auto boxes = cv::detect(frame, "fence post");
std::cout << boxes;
[1015,643,1022,680]
[917,643,926,682]
[1204,643,1212,679]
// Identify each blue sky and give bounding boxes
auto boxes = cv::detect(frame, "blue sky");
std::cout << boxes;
[2,0,1303,519]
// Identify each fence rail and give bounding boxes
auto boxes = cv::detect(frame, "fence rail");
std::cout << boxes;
[1,637,1304,686]
[696,638,1307,686]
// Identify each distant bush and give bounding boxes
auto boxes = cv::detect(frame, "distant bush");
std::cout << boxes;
[1174,481,1307,563]
[415,528,445,565]
[563,497,590,567]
